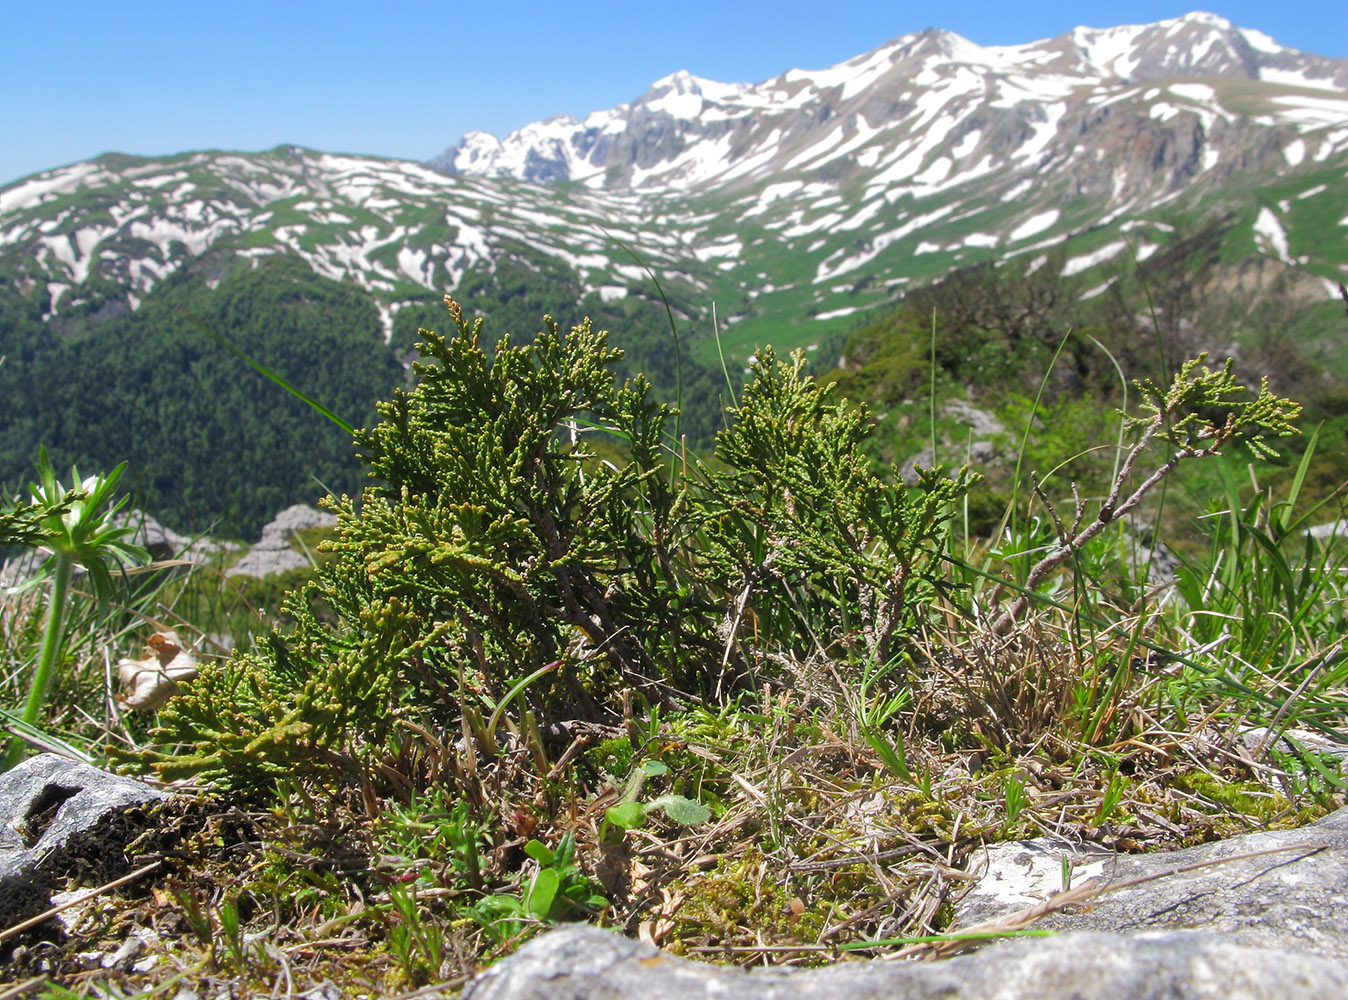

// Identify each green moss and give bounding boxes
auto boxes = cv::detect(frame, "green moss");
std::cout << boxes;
[1174,771,1289,818]
[662,848,830,960]
[588,736,634,776]
[250,850,347,919]
[1167,770,1337,840]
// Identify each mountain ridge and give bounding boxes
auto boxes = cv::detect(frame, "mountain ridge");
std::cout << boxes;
[431,11,1348,193]
[1,9,1344,372]
[4,10,1344,345]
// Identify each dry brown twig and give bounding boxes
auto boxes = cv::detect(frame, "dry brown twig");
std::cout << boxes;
[0,860,161,944]
[991,417,1216,634]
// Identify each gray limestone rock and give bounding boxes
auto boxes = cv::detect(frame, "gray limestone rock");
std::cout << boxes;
[956,803,1348,961]
[461,924,1348,1000]
[944,396,1006,440]
[225,503,336,579]
[1307,519,1347,540]
[110,510,236,564]
[1239,726,1348,773]
[464,806,1348,1000]
[0,754,167,931]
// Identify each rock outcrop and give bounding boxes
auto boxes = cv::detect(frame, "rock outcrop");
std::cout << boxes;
[0,754,166,932]
[463,804,1348,1000]
[225,503,336,579]
[462,924,1348,1000]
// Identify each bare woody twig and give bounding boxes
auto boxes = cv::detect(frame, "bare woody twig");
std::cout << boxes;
[991,412,1230,635]
[0,860,161,944]
[990,357,1300,635]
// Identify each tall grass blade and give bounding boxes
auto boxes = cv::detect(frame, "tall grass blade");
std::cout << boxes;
[711,302,738,410]
[1004,325,1074,582]
[603,234,683,448]
[1278,423,1319,534]
[175,306,355,436]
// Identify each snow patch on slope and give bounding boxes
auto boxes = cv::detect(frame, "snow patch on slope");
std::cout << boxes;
[0,163,103,214]
[1062,240,1127,276]
[1253,207,1292,264]
[1009,210,1060,242]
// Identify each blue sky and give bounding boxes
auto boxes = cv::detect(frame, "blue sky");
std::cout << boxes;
[2,0,1344,187]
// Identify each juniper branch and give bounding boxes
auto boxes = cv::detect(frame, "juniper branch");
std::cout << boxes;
[991,356,1300,635]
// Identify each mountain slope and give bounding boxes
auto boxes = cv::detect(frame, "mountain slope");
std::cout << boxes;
[0,12,1346,534]
[0,149,716,342]
[434,11,1348,196]
[1,12,1341,368]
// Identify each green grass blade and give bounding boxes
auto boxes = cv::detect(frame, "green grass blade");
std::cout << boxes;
[712,302,738,410]
[1004,326,1074,578]
[840,928,1056,950]
[176,306,355,436]
[1278,422,1320,534]
[603,233,684,449]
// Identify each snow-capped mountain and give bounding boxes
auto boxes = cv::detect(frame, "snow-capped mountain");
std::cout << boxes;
[1,10,1346,364]
[433,11,1348,195]
[0,149,697,343]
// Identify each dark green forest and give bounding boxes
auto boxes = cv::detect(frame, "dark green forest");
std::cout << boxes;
[0,258,402,537]
[2,216,1343,541]
[0,250,735,538]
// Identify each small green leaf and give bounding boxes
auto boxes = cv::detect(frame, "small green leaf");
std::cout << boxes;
[604,801,647,830]
[567,888,609,912]
[554,831,577,868]
[526,867,559,921]
[647,794,710,825]
[523,839,554,865]
[863,726,912,782]
[641,760,669,777]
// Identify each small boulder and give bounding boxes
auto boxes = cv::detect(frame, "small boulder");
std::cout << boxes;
[464,806,1348,999]
[226,503,336,579]
[460,923,1348,1000]
[0,754,166,932]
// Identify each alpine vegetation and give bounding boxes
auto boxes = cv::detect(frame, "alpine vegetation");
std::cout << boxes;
[128,297,972,784]
[1,292,1336,994]
[0,11,1344,993]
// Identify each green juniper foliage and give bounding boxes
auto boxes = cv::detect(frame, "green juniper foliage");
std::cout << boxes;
[705,347,973,669]
[130,299,970,785]
[0,491,75,550]
[1125,355,1302,461]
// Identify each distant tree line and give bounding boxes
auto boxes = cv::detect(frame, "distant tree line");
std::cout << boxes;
[0,249,736,539]
[0,258,403,538]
